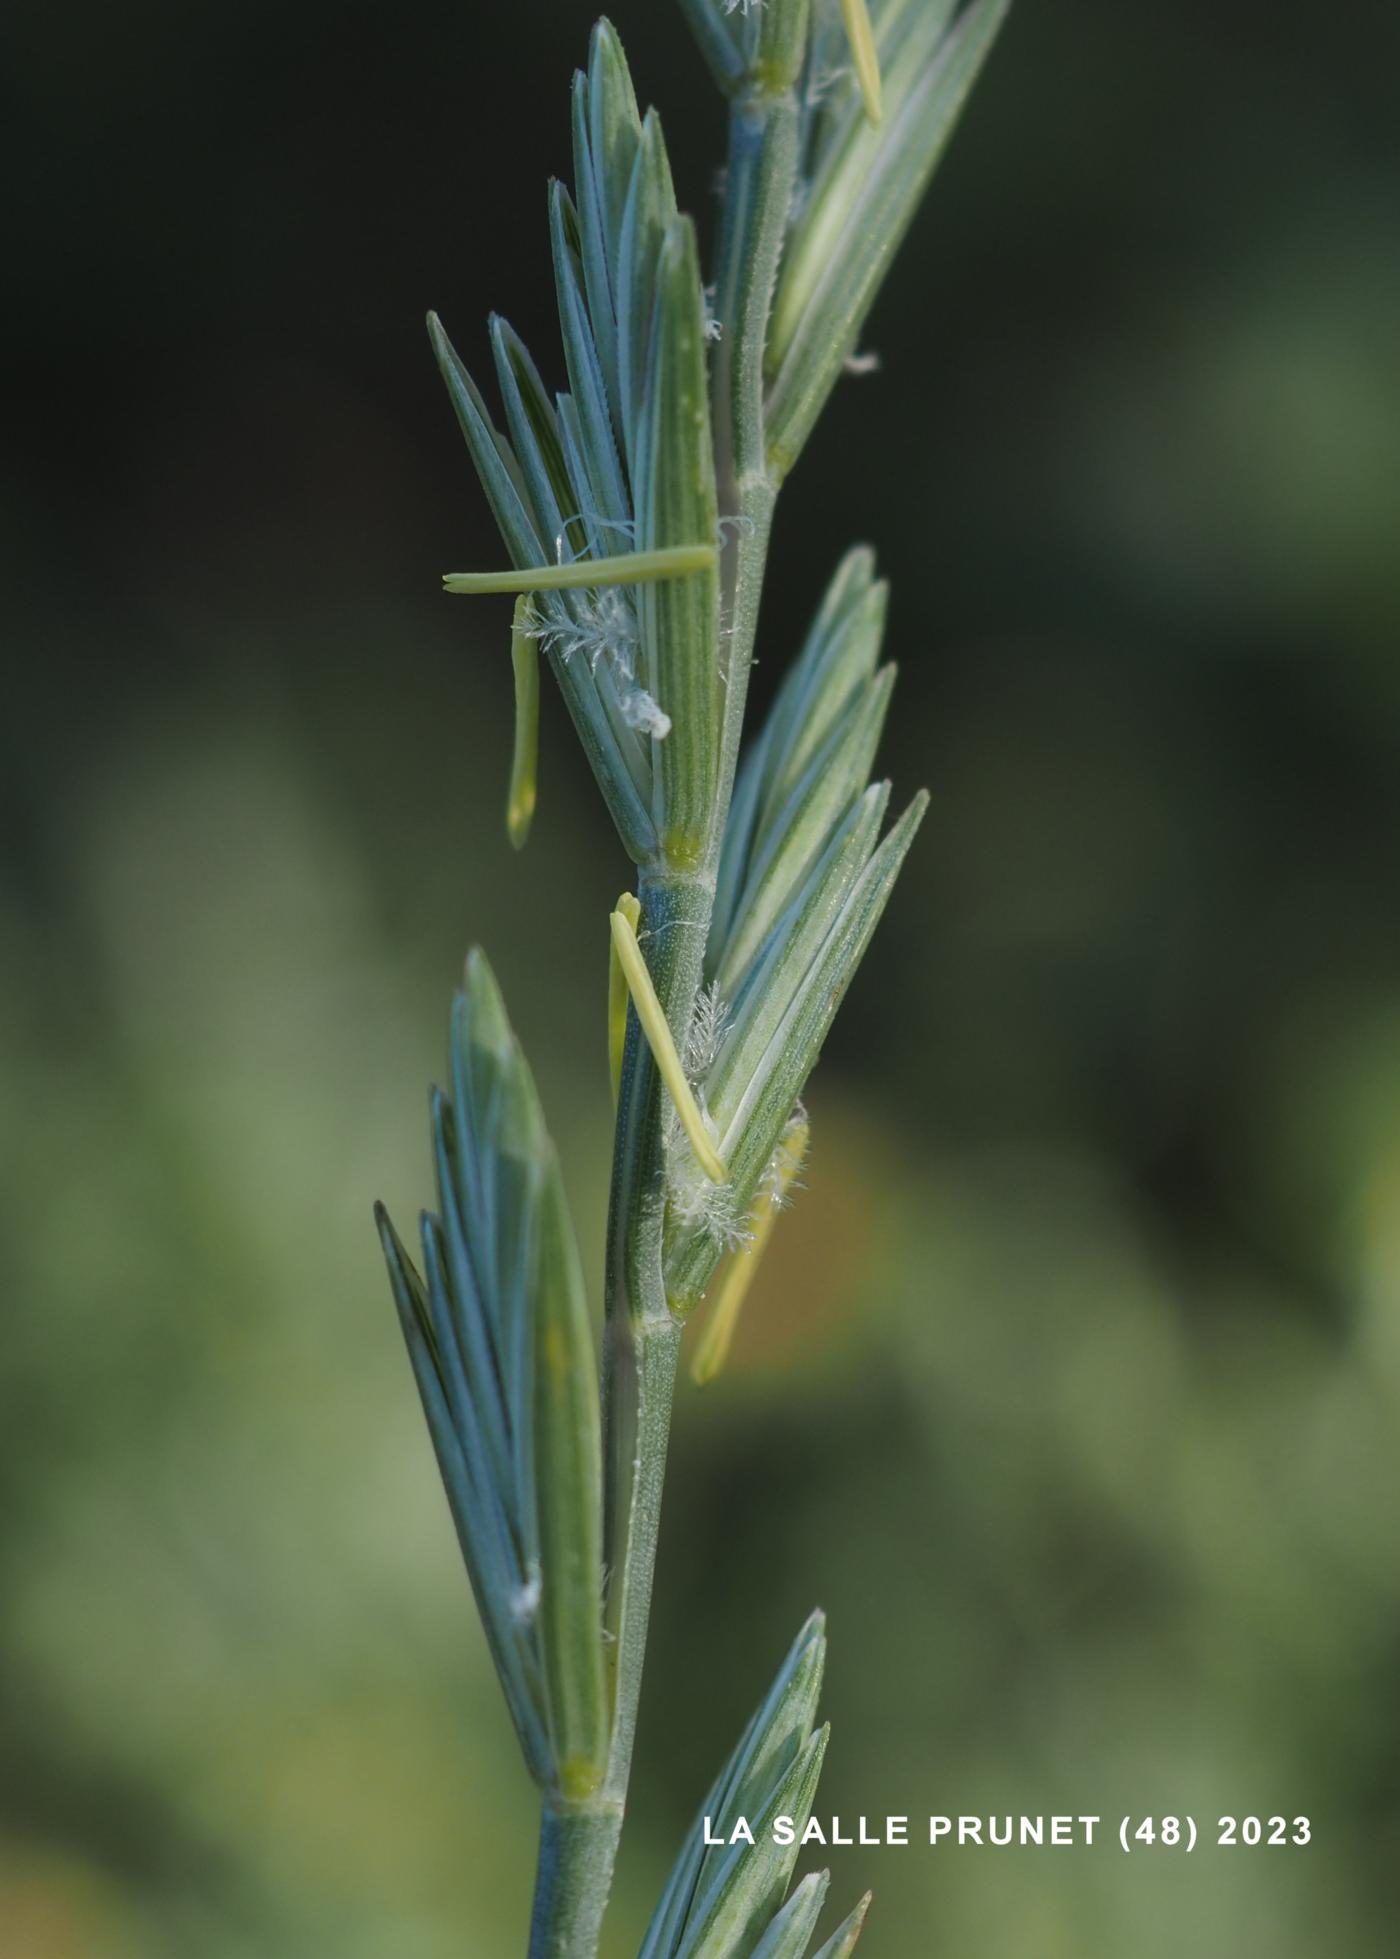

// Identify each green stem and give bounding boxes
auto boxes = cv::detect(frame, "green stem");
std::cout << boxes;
[602,869,712,1775]
[597,80,801,1748]
[525,873,708,1955]
[524,60,801,1959]
[602,1312,683,1795]
[527,1802,625,1959]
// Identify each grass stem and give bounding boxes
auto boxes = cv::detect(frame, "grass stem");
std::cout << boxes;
[527,1801,625,1959]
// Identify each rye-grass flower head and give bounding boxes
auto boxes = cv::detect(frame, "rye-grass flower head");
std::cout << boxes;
[377,2,1009,1948]
[432,22,721,873]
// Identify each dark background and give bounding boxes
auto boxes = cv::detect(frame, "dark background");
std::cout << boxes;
[5,2,1400,1953]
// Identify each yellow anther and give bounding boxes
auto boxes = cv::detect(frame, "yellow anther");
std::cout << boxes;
[444,543,717,596]
[691,1120,808,1386]
[841,0,883,127]
[608,891,643,1107]
[608,906,728,1184]
[507,596,539,850]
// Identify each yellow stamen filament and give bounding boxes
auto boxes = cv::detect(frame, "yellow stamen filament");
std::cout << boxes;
[608,891,642,1108]
[444,543,717,595]
[507,596,539,850]
[841,0,883,127]
[692,1121,809,1386]
[608,907,728,1184]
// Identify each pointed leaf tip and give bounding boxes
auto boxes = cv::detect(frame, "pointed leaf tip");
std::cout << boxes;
[811,1891,872,1959]
[637,1610,830,1959]
[749,1868,831,1959]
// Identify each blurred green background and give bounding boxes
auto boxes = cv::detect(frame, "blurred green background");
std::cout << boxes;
[5,0,1400,1952]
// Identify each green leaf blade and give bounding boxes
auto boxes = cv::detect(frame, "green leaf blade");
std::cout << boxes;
[427,311,544,567]
[749,1871,832,1959]
[534,1155,609,1798]
[709,549,886,967]
[667,790,928,1310]
[681,1724,830,1959]
[720,780,891,1067]
[490,315,579,559]
[376,1204,552,1786]
[573,18,645,438]
[714,663,895,995]
[616,110,680,481]
[635,217,722,868]
[549,179,631,530]
[810,1894,872,1959]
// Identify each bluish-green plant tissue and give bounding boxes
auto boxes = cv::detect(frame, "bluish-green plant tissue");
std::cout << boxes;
[379,5,1007,1951]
